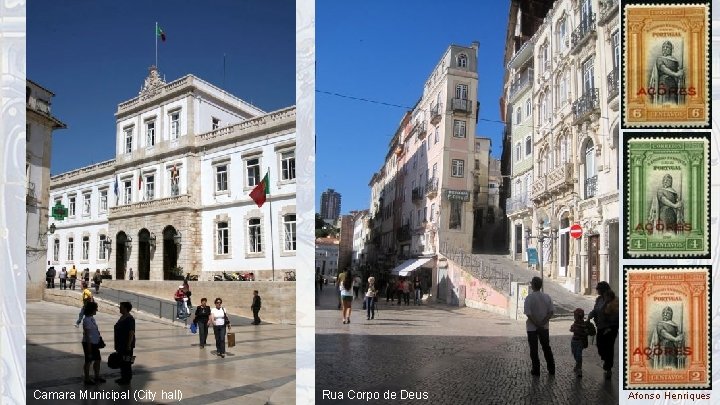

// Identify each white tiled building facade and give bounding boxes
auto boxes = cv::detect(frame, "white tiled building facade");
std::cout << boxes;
[48,67,296,281]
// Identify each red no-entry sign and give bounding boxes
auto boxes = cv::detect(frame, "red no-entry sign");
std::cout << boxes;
[570,224,583,239]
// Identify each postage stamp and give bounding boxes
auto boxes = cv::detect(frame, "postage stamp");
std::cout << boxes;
[625,135,709,258]
[623,3,709,128]
[624,267,710,389]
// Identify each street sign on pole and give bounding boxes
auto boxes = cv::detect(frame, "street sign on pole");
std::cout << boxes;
[570,224,583,239]
[527,247,538,265]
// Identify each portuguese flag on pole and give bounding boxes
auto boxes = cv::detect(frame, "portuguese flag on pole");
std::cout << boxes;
[250,172,270,207]
[156,25,166,42]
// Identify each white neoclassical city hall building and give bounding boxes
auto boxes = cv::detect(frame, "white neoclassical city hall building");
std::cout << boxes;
[47,67,296,281]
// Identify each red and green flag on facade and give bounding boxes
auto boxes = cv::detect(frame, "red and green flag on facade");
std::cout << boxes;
[156,25,166,42]
[250,172,270,207]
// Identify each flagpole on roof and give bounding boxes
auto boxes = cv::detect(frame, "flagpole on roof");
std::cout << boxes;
[267,167,275,281]
[155,21,158,69]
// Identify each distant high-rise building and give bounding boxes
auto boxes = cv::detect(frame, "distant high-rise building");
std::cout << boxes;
[321,188,341,221]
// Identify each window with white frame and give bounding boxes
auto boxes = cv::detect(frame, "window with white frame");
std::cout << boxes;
[515,107,521,125]
[212,117,220,130]
[281,151,296,181]
[434,127,439,144]
[432,162,437,179]
[123,180,132,205]
[82,236,89,261]
[82,193,91,216]
[67,237,74,261]
[558,71,568,106]
[556,16,567,53]
[515,143,522,162]
[69,196,76,216]
[215,164,228,192]
[53,239,60,261]
[170,165,180,197]
[453,120,466,138]
[455,84,468,100]
[557,135,569,165]
[248,218,262,253]
[246,157,260,187]
[170,111,180,139]
[582,57,595,94]
[216,221,229,255]
[451,159,465,177]
[99,189,107,212]
[98,235,106,260]
[124,127,133,154]
[612,31,620,69]
[525,136,532,156]
[146,120,155,147]
[283,214,296,251]
[145,175,155,200]
[457,53,467,68]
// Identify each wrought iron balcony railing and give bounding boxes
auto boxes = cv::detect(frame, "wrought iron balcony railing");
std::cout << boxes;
[585,175,598,199]
[412,187,424,203]
[425,178,439,197]
[430,103,442,124]
[570,14,596,52]
[572,89,600,123]
[607,68,619,100]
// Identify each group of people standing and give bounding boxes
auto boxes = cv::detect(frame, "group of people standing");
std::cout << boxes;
[524,277,619,380]
[46,266,105,293]
[79,300,135,385]
[383,276,423,306]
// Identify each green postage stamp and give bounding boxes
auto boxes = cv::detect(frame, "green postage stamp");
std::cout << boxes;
[625,135,709,258]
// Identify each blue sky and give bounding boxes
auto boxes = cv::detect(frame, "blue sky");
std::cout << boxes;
[316,1,510,215]
[28,0,295,176]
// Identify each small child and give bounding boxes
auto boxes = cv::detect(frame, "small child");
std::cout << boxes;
[569,308,589,377]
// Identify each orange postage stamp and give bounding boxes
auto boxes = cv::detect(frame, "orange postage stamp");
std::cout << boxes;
[624,267,710,389]
[623,3,709,128]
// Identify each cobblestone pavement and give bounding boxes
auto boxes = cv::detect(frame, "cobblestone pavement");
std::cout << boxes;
[27,301,295,404]
[316,285,619,405]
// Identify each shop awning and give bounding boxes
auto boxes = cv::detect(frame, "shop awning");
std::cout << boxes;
[390,257,434,277]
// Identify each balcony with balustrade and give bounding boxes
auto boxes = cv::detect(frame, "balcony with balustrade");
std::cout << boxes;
[412,121,427,139]
[451,98,472,114]
[572,89,600,124]
[570,14,596,54]
[597,0,618,26]
[109,194,195,219]
[430,103,442,124]
[412,187,424,204]
[508,68,533,103]
[506,193,534,217]
[425,178,439,198]
[607,68,619,101]
[530,163,575,201]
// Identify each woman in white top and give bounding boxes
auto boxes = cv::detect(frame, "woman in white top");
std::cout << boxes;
[81,301,106,385]
[208,297,231,358]
[365,276,377,320]
[340,270,354,324]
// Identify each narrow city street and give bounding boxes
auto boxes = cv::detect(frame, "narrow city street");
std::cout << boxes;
[315,282,619,405]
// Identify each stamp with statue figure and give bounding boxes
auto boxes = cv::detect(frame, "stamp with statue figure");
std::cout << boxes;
[622,3,710,128]
[624,266,710,390]
[624,134,709,258]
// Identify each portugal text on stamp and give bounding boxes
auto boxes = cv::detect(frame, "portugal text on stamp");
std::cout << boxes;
[625,135,709,258]
[624,267,710,389]
[623,3,709,128]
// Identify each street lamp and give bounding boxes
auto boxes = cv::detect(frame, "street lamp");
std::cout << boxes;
[524,218,558,292]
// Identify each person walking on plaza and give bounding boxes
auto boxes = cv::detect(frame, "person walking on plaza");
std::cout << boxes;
[194,298,211,348]
[113,301,135,385]
[174,285,187,320]
[183,278,192,308]
[524,276,556,376]
[588,281,619,380]
[365,276,377,320]
[403,278,411,306]
[68,265,78,290]
[413,276,422,305]
[340,270,353,324]
[570,308,589,378]
[208,298,230,358]
[251,290,262,325]
[81,301,105,385]
[83,268,90,285]
[59,267,67,290]
[93,269,103,294]
[128,267,134,280]
[75,282,94,327]
[353,274,361,299]
[337,270,347,309]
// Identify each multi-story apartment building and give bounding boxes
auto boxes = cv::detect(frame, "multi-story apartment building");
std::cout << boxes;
[315,236,340,280]
[27,80,66,300]
[350,210,370,268]
[47,67,297,281]
[503,0,620,294]
[320,188,341,222]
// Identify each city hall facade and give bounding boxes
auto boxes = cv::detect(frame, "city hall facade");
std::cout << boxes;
[47,67,296,281]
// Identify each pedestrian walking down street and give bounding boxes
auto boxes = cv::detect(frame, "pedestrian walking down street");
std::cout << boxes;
[588,281,619,380]
[81,302,106,385]
[386,278,395,303]
[340,270,353,324]
[194,298,211,347]
[83,268,90,285]
[524,276,556,376]
[183,278,192,308]
[413,276,422,305]
[251,290,262,325]
[174,285,187,320]
[208,298,230,358]
[113,301,135,385]
[68,265,78,290]
[337,270,347,309]
[93,269,103,294]
[353,274,361,299]
[128,267,134,280]
[570,308,589,378]
[75,282,94,327]
[59,267,67,290]
[365,276,377,320]
[403,278,411,306]
[317,273,324,291]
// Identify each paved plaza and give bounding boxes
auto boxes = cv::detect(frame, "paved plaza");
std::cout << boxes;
[27,301,295,404]
[316,284,619,405]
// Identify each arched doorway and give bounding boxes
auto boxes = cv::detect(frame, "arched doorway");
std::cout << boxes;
[138,229,151,280]
[163,226,179,280]
[115,232,128,280]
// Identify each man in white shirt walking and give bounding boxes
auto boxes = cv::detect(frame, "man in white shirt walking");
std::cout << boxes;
[524,276,555,376]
